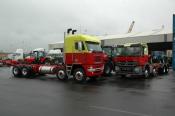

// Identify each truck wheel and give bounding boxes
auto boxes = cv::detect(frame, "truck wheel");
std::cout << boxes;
[103,63,112,76]
[56,69,67,81]
[73,68,86,83]
[163,67,166,74]
[12,66,21,77]
[21,67,31,78]
[165,66,169,74]
[144,69,150,78]
[159,66,166,74]
[152,68,157,77]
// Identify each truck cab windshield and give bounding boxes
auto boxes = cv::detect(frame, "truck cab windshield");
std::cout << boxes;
[115,46,143,56]
[86,41,102,52]
[102,47,112,56]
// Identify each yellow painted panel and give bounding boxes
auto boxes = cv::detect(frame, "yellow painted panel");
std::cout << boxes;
[64,34,101,53]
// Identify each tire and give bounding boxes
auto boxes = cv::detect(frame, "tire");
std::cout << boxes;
[162,66,166,74]
[152,68,157,77]
[103,63,112,76]
[21,67,31,78]
[144,69,150,78]
[12,66,21,77]
[165,66,169,74]
[56,69,67,81]
[158,68,162,74]
[73,68,86,83]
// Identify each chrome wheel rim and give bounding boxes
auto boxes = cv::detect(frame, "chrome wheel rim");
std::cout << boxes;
[75,71,84,81]
[58,70,65,79]
[163,67,166,73]
[144,70,149,78]
[105,66,110,74]
[153,68,157,76]
[13,68,19,75]
[22,68,27,76]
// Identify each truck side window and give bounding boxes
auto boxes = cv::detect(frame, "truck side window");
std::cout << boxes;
[144,47,148,55]
[82,42,85,50]
[75,42,78,50]
[75,42,85,51]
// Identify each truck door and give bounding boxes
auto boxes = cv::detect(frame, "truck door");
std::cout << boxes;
[73,41,86,64]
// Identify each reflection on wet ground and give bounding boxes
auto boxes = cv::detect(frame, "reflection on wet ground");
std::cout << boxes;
[0,67,175,116]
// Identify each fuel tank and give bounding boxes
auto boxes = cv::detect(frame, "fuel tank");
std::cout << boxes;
[39,66,57,74]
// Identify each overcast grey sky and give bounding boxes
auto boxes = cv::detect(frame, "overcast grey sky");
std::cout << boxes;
[0,0,175,52]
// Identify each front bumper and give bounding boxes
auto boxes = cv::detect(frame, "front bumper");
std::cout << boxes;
[115,65,144,77]
[84,64,104,77]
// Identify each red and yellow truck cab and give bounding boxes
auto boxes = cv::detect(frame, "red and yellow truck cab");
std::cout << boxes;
[113,43,155,78]
[64,34,104,82]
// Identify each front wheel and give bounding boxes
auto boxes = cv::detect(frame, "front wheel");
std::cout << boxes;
[152,68,158,77]
[144,69,150,78]
[56,69,67,81]
[165,66,169,74]
[103,63,112,76]
[73,68,86,83]
[162,66,166,74]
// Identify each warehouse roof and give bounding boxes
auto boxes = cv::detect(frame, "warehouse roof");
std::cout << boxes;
[98,29,172,40]
[49,29,172,45]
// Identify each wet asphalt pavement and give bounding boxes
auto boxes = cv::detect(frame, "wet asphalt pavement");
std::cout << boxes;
[0,67,175,116]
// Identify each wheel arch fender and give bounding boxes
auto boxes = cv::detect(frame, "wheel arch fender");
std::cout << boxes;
[109,60,115,70]
[71,64,85,75]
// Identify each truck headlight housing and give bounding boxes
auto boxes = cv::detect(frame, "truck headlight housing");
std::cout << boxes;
[115,66,120,72]
[134,67,142,73]
[87,67,96,72]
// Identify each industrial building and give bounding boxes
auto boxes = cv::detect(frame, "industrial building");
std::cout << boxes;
[48,29,173,56]
[48,41,64,52]
[0,52,9,60]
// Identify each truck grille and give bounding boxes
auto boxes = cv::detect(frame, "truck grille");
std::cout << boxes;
[115,62,137,73]
[116,62,137,67]
[120,67,133,72]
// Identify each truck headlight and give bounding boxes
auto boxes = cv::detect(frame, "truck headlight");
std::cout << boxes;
[115,66,120,72]
[102,65,104,70]
[134,67,142,73]
[88,67,96,72]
